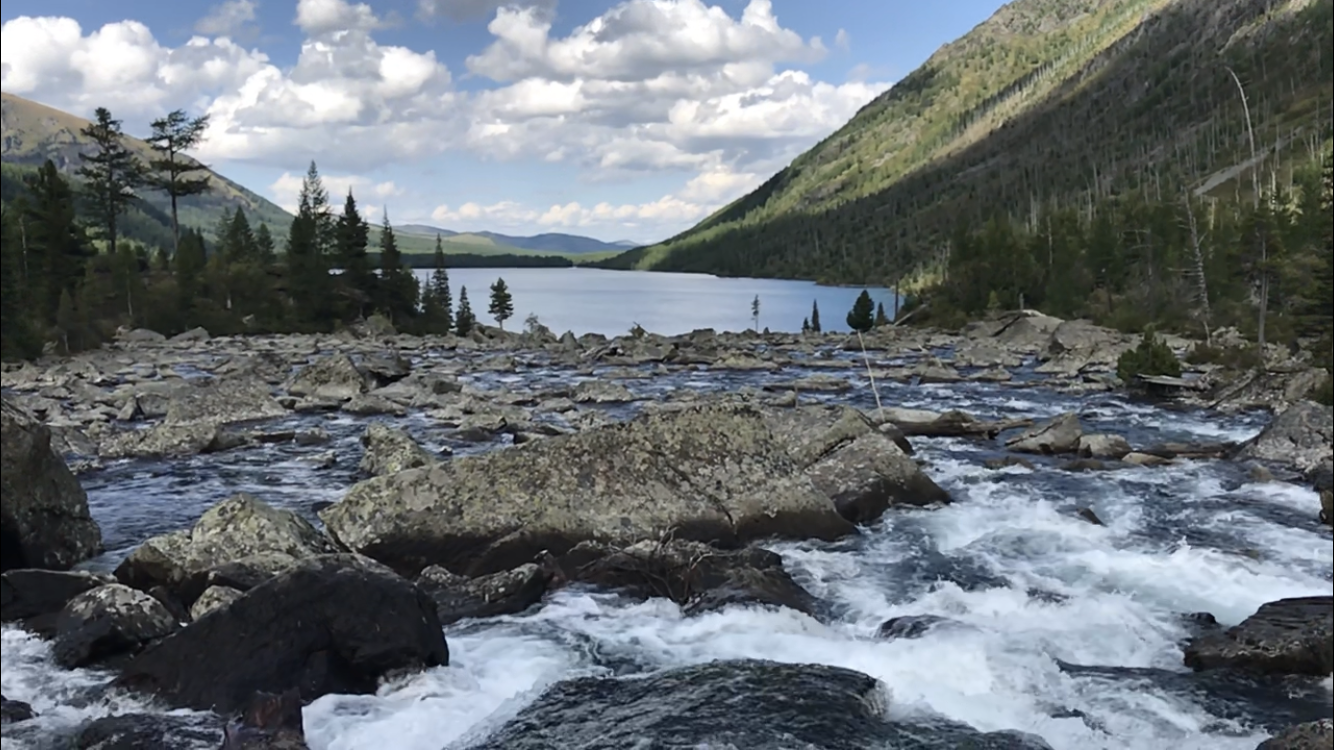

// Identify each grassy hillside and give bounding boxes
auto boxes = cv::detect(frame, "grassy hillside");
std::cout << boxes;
[1,92,292,239]
[394,224,633,255]
[382,224,620,262]
[599,0,1333,284]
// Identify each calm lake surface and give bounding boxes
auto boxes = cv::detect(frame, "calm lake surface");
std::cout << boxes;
[413,267,897,336]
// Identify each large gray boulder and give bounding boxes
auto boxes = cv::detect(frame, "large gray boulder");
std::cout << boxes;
[115,493,338,604]
[1234,401,1333,473]
[358,423,438,477]
[321,403,859,576]
[0,397,102,571]
[1183,596,1332,676]
[52,583,179,668]
[164,377,286,425]
[1005,412,1083,455]
[1257,720,1333,750]
[285,354,372,401]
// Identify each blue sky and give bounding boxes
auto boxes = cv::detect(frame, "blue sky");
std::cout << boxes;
[1,0,1005,242]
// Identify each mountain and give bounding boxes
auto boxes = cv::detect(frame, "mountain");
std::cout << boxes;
[395,224,632,254]
[599,0,1333,284]
[1,92,292,241]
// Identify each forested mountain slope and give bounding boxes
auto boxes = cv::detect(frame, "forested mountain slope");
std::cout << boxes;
[600,0,1332,285]
[1,93,292,244]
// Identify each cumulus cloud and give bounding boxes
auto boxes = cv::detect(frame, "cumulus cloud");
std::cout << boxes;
[195,0,259,38]
[269,171,404,217]
[1,0,892,238]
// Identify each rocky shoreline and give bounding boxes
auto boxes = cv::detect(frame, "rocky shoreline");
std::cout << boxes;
[1,312,1331,749]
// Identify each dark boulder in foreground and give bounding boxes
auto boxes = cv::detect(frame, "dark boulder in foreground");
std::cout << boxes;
[1183,596,1333,676]
[222,689,310,750]
[322,403,861,576]
[1257,720,1334,750]
[0,397,103,572]
[0,568,117,636]
[53,583,180,668]
[73,713,225,750]
[1,695,35,725]
[417,562,553,626]
[115,555,449,714]
[467,659,1053,750]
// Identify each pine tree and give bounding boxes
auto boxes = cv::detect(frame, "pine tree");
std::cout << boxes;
[24,160,93,324]
[335,191,373,317]
[846,289,875,333]
[221,207,257,265]
[875,301,890,327]
[810,300,822,333]
[287,162,333,324]
[488,277,514,329]
[750,295,761,331]
[144,109,212,258]
[376,210,417,323]
[0,206,41,360]
[422,235,453,333]
[175,227,208,317]
[455,286,476,336]
[254,223,276,265]
[801,317,811,334]
[76,107,144,258]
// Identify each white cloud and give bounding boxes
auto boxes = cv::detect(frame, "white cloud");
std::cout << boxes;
[195,0,259,38]
[268,171,402,218]
[1,0,892,240]
[834,28,850,53]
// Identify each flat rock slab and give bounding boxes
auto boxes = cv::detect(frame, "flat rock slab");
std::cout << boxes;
[1183,596,1333,676]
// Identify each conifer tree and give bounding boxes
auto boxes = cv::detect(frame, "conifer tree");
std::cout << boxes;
[145,109,212,258]
[254,223,276,265]
[875,301,890,327]
[376,210,417,323]
[422,235,453,333]
[286,162,334,324]
[489,277,514,329]
[76,107,144,259]
[175,227,208,317]
[751,295,761,331]
[24,161,92,323]
[0,206,40,360]
[455,286,476,336]
[335,191,373,317]
[810,300,822,333]
[846,289,875,333]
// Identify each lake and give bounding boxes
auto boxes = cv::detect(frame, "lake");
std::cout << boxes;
[412,267,897,336]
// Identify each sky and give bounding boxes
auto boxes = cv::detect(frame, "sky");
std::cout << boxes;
[1,0,1006,244]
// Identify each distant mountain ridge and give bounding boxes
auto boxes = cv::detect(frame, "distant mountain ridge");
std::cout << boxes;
[396,224,637,254]
[1,91,293,238]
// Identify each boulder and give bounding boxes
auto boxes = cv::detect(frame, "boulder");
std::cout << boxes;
[992,312,1063,350]
[285,354,372,401]
[1078,433,1133,460]
[0,397,102,571]
[572,380,635,403]
[1004,412,1083,455]
[1,696,34,725]
[222,689,310,750]
[53,583,180,668]
[0,568,117,635]
[876,614,959,640]
[341,394,406,416]
[115,555,449,714]
[1183,596,1332,676]
[320,403,858,576]
[466,659,1054,750]
[164,377,287,426]
[115,493,338,603]
[564,539,816,616]
[358,423,438,477]
[99,421,233,459]
[72,714,225,750]
[190,584,244,620]
[416,563,552,625]
[1257,720,1333,750]
[1234,401,1333,473]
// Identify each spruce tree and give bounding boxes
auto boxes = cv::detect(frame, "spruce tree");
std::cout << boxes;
[377,210,417,323]
[846,289,875,333]
[76,107,144,259]
[175,227,208,318]
[145,109,212,258]
[221,207,257,265]
[0,206,41,360]
[287,163,333,324]
[455,286,476,336]
[24,160,92,324]
[810,300,822,333]
[254,223,276,265]
[488,277,514,329]
[875,301,890,327]
[335,191,373,317]
[751,295,761,331]
[423,235,453,333]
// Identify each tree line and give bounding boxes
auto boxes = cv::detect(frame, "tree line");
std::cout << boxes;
[0,106,521,360]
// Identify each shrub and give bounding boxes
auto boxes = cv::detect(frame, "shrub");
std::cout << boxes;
[1185,342,1263,370]
[1117,325,1182,383]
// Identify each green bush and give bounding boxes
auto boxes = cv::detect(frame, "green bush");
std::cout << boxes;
[1117,326,1182,384]
[1185,342,1263,370]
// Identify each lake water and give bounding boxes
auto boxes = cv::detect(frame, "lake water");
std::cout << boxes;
[414,267,897,336]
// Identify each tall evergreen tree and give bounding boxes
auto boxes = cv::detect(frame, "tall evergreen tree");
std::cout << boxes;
[24,161,92,323]
[144,109,212,258]
[421,235,453,333]
[376,210,417,322]
[287,162,334,324]
[810,300,822,333]
[175,227,208,317]
[0,206,41,360]
[455,286,476,336]
[221,207,258,265]
[76,107,143,259]
[254,223,276,265]
[846,290,875,333]
[335,191,374,317]
[875,301,890,327]
[489,277,514,329]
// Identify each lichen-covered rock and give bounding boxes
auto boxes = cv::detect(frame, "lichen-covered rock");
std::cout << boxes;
[164,377,287,426]
[285,354,372,401]
[1235,401,1333,473]
[0,397,102,572]
[358,423,437,477]
[115,493,338,603]
[0,568,117,635]
[115,555,449,714]
[572,380,635,403]
[417,563,551,625]
[1005,412,1083,455]
[53,584,180,668]
[1257,720,1334,750]
[1078,433,1133,459]
[321,403,857,576]
[190,584,244,620]
[1183,596,1333,676]
[98,421,228,459]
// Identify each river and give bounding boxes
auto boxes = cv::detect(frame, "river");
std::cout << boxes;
[1,345,1331,750]
[410,267,898,336]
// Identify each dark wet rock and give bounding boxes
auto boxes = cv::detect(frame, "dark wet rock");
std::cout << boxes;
[1257,720,1334,750]
[876,614,959,640]
[1183,596,1333,676]
[1077,433,1133,459]
[872,407,1030,440]
[565,539,817,616]
[0,568,117,635]
[285,354,372,401]
[1235,401,1333,473]
[222,689,310,750]
[1005,412,1083,455]
[72,713,225,750]
[984,456,1036,470]
[163,376,286,426]
[1140,441,1234,460]
[52,583,180,668]
[321,403,858,577]
[467,659,1054,750]
[1,397,103,572]
[115,493,338,604]
[356,352,411,387]
[358,423,438,477]
[1,696,35,725]
[1077,508,1105,526]
[1061,459,1110,473]
[115,555,449,714]
[416,562,552,625]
